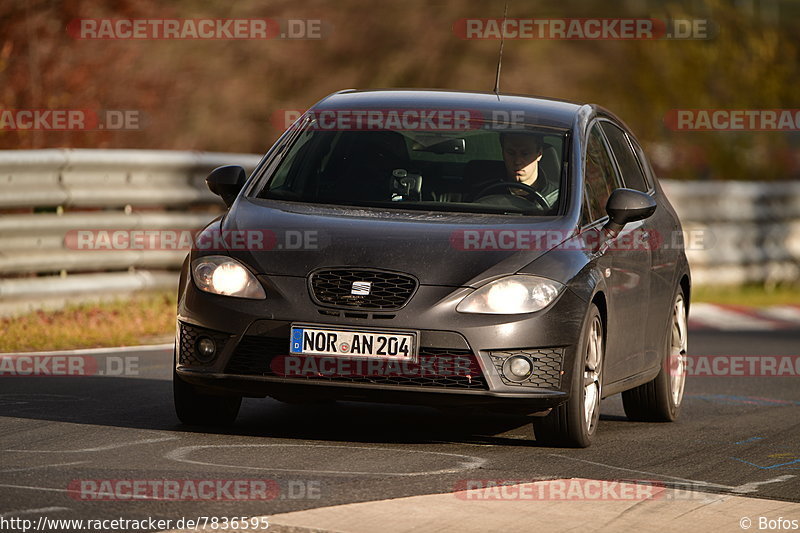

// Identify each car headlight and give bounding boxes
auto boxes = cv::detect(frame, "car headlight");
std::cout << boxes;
[191,256,266,299]
[456,275,564,314]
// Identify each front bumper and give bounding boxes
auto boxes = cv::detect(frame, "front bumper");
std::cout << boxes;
[176,270,588,411]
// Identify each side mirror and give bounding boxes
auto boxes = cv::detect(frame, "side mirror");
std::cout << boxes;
[603,188,656,237]
[206,165,247,207]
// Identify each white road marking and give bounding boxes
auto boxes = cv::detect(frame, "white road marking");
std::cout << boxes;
[165,444,486,476]
[0,461,88,473]
[0,483,167,500]
[1,343,172,357]
[550,454,735,490]
[689,303,776,330]
[0,484,71,494]
[4,435,178,453]
[756,305,800,323]
[0,507,70,518]
[0,393,88,403]
[732,475,797,494]
[549,454,796,493]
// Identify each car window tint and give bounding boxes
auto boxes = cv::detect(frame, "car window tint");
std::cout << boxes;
[579,190,593,227]
[583,125,621,222]
[269,128,317,189]
[600,121,649,192]
[406,131,500,163]
[258,125,568,216]
[628,137,655,190]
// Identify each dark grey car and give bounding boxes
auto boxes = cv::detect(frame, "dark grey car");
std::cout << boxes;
[174,89,690,447]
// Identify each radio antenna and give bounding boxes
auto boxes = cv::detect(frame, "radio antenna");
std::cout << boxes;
[493,2,508,95]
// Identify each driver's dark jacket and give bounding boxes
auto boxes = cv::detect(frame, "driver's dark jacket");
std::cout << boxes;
[471,167,556,201]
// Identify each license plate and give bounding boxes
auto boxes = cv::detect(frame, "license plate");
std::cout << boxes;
[290,325,416,359]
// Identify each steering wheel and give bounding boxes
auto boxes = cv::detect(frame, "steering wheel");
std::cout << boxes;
[473,181,550,211]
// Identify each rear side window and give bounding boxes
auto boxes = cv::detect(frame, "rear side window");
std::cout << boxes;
[629,137,657,189]
[600,121,649,192]
[583,124,621,223]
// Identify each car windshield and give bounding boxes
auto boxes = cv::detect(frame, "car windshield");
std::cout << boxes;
[255,118,568,216]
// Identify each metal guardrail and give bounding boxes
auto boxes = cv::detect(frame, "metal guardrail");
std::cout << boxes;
[0,149,798,316]
[0,149,261,316]
[660,181,800,287]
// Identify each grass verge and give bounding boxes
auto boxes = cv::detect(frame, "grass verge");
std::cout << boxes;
[0,291,177,353]
[692,284,800,307]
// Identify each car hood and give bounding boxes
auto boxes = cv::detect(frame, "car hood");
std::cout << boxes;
[219,198,575,287]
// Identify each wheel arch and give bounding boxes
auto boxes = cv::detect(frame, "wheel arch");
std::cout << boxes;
[679,273,691,312]
[590,290,608,340]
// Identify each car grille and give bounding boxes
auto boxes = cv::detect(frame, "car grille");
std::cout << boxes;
[310,269,417,310]
[489,348,565,389]
[225,336,488,390]
[178,322,234,366]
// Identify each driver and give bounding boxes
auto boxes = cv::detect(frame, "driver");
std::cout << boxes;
[500,132,555,198]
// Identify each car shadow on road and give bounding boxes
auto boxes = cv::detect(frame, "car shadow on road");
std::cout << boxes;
[0,376,628,448]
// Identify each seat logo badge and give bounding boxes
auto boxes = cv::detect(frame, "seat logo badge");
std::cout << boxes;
[351,281,372,296]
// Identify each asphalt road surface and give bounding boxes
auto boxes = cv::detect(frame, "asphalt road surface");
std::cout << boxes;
[1,328,798,532]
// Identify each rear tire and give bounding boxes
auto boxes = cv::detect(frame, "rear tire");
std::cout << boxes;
[173,367,241,427]
[622,291,688,422]
[533,304,604,448]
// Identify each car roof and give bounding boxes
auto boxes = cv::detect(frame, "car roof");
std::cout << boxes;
[311,89,585,130]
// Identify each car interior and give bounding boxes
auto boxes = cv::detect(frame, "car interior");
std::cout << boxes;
[260,126,566,215]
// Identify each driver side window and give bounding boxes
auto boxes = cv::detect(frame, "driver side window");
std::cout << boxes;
[582,124,622,224]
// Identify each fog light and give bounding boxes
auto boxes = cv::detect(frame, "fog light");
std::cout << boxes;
[503,355,533,382]
[195,337,217,362]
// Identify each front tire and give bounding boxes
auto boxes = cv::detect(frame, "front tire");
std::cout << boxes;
[621,291,688,422]
[533,303,604,448]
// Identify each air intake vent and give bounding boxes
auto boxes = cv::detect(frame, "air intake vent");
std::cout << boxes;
[310,269,417,310]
